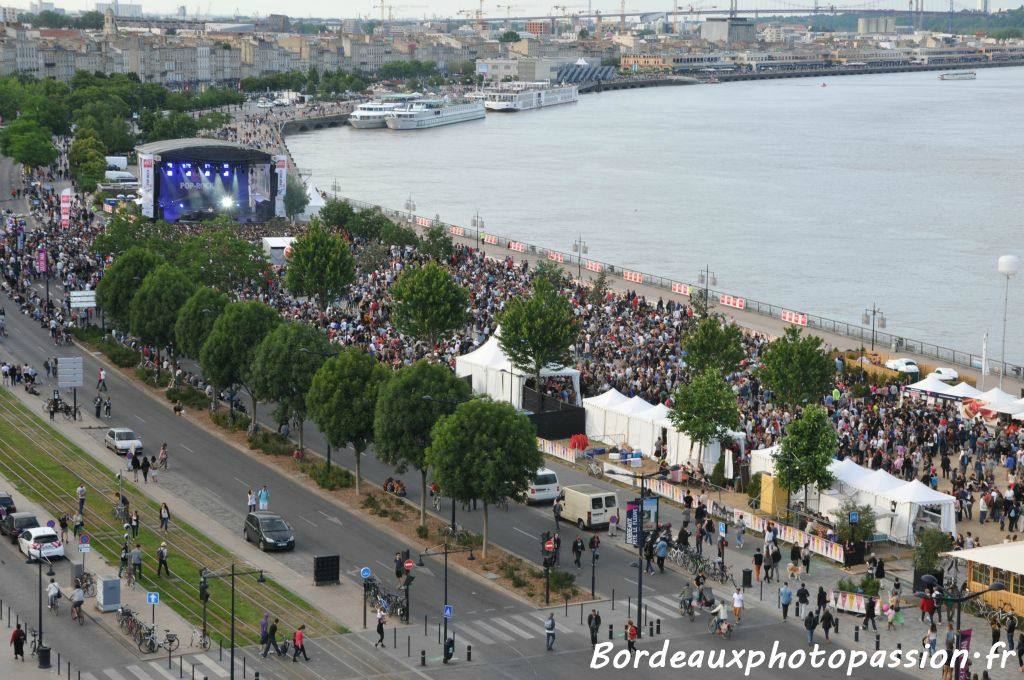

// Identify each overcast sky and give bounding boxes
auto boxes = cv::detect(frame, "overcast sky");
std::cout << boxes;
[15,0,1015,20]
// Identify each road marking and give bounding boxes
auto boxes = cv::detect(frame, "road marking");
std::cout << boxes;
[79,673,100,680]
[101,669,130,680]
[623,578,656,591]
[511,614,545,633]
[641,598,677,619]
[134,415,145,423]
[317,510,343,526]
[492,616,534,638]
[123,665,153,680]
[513,526,535,540]
[375,560,391,571]
[298,515,317,527]
[484,608,495,612]
[145,662,179,680]
[181,445,194,453]
[234,477,247,486]
[192,654,229,678]
[451,624,493,646]
[475,620,514,642]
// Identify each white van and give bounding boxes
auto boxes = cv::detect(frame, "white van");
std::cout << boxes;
[525,468,560,504]
[558,484,619,530]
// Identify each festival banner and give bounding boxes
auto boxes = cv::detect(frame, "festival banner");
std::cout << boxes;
[273,155,288,218]
[958,629,972,680]
[139,154,155,218]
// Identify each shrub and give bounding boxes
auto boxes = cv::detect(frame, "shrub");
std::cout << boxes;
[511,574,528,588]
[247,430,293,456]
[70,326,104,344]
[300,462,354,490]
[415,525,429,539]
[166,385,209,410]
[210,408,250,431]
[748,472,763,499]
[837,575,881,597]
[98,339,140,367]
[549,569,576,592]
[914,528,952,574]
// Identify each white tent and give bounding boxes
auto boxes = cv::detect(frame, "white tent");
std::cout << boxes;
[887,480,957,544]
[750,446,779,476]
[454,330,581,410]
[633,403,671,455]
[605,396,655,448]
[978,387,1018,406]
[947,382,983,399]
[905,376,957,398]
[828,458,874,492]
[582,389,628,439]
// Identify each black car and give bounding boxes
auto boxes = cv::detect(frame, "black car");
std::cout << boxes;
[1,512,39,544]
[243,512,295,552]
[0,492,16,519]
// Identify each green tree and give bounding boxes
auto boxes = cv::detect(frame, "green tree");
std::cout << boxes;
[498,30,522,42]
[834,500,876,544]
[177,226,269,291]
[669,368,740,460]
[426,399,541,557]
[250,323,330,451]
[73,151,108,193]
[140,110,198,141]
[318,198,355,232]
[0,119,58,168]
[588,270,609,307]
[129,264,195,376]
[306,348,390,494]
[174,286,229,359]
[95,247,163,329]
[346,209,389,240]
[776,404,837,514]
[374,360,472,525]
[379,219,419,248]
[285,222,355,312]
[93,213,179,259]
[683,317,745,376]
[356,242,390,274]
[758,326,834,407]
[913,528,952,574]
[533,259,567,288]
[199,301,281,431]
[989,27,1023,40]
[389,262,468,354]
[283,174,309,220]
[497,277,576,406]
[68,129,106,169]
[420,225,454,261]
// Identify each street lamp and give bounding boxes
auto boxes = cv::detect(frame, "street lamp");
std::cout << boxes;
[605,465,679,639]
[697,266,716,317]
[201,564,265,680]
[572,234,588,280]
[417,540,475,655]
[918,575,1005,651]
[25,554,55,669]
[404,196,416,223]
[997,255,1019,389]
[471,211,484,250]
[861,304,886,352]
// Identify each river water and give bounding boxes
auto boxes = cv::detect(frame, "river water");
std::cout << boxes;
[286,68,1024,363]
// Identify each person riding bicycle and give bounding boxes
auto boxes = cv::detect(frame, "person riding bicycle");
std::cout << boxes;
[70,581,84,620]
[708,599,727,635]
[679,583,695,613]
[46,578,60,609]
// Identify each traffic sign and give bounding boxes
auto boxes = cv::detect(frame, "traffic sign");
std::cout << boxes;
[403,559,414,571]
[443,604,453,619]
[46,520,55,528]
[57,357,84,389]
[80,534,90,544]
[78,544,91,553]
[718,521,727,537]
[849,511,859,525]
[147,592,159,605]
[69,291,96,309]
[360,567,371,579]
[544,539,555,552]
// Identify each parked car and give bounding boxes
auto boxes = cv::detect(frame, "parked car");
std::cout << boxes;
[1,512,39,544]
[525,468,561,504]
[104,428,143,456]
[885,358,919,373]
[928,367,959,382]
[0,492,17,519]
[18,527,64,560]
[243,512,295,552]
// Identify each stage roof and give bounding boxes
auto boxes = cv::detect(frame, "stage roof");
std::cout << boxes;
[135,139,274,164]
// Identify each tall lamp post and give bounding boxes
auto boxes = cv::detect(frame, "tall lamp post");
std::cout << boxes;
[404,196,416,224]
[471,211,484,251]
[605,465,678,639]
[201,564,265,680]
[997,255,1019,389]
[417,541,475,653]
[918,575,1004,649]
[572,234,588,280]
[26,554,55,668]
[861,304,886,352]
[697,266,716,317]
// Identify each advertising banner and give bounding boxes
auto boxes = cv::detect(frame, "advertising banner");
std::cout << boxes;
[139,154,155,218]
[625,501,639,547]
[36,246,46,273]
[60,188,72,228]
[273,155,288,218]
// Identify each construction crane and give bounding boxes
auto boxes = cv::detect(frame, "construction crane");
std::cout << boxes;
[619,0,626,34]
[475,0,486,30]
[373,0,386,23]
[387,4,427,21]
[495,4,521,29]
[673,0,680,34]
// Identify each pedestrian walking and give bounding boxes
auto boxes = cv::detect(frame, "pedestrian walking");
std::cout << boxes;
[156,542,170,577]
[572,536,585,569]
[96,368,107,391]
[130,449,140,482]
[129,510,140,538]
[141,456,150,484]
[150,456,159,483]
[130,543,143,579]
[802,543,811,575]
[76,482,86,514]
[626,619,637,653]
[608,513,617,537]
[103,396,111,418]
[261,618,283,658]
[796,583,810,619]
[545,613,556,650]
[260,613,269,647]
[73,512,83,538]
[732,587,744,623]
[863,596,878,631]
[816,585,828,616]
[247,489,256,513]
[10,623,25,661]
[93,394,102,419]
[259,485,269,511]
[553,499,561,531]
[753,549,763,582]
[375,608,387,648]
[780,582,792,620]
[58,512,69,543]
[159,503,170,531]
[292,624,310,662]
[644,538,655,575]
[587,609,601,647]
[394,552,407,586]
[118,541,129,577]
[804,609,818,646]
[655,536,668,573]
[821,607,835,642]
[735,516,745,549]
[552,532,561,565]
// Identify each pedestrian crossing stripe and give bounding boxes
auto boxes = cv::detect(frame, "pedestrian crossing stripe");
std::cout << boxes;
[451,624,495,646]
[642,597,678,620]
[124,666,153,680]
[193,653,230,677]
[491,617,533,638]
[475,620,514,642]
[144,662,179,680]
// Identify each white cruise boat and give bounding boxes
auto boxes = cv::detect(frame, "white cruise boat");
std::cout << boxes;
[385,98,485,130]
[349,93,422,129]
[938,71,976,81]
[483,82,579,112]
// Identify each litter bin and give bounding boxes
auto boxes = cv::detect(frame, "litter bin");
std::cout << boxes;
[37,645,51,669]
[742,568,753,589]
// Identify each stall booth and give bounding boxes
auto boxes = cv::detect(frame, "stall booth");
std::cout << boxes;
[941,542,1024,613]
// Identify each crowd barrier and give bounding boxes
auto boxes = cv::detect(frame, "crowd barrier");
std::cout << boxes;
[831,589,881,615]
[311,190,1019,378]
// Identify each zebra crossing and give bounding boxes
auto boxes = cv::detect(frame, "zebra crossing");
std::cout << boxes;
[77,652,246,680]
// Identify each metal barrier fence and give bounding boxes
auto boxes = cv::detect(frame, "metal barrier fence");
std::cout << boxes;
[321,196,1020,380]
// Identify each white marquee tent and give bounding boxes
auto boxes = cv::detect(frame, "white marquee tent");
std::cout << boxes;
[582,389,628,439]
[605,396,656,447]
[454,330,581,410]
[978,387,1018,406]
[904,376,957,398]
[946,382,983,399]
[887,480,957,543]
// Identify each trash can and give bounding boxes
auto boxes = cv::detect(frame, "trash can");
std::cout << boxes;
[37,645,51,669]
[742,568,753,589]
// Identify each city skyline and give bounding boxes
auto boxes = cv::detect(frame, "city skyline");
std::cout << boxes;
[8,0,1017,20]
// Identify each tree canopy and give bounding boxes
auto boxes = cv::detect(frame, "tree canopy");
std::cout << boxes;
[174,286,230,359]
[318,198,356,232]
[683,317,745,377]
[777,405,838,507]
[757,326,834,407]
[128,263,196,355]
[669,367,740,456]
[95,247,164,329]
[389,262,468,354]
[285,221,355,311]
[284,174,310,219]
[0,118,58,168]
[374,360,472,525]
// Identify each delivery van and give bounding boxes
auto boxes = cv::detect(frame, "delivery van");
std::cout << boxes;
[558,484,618,530]
[525,468,560,504]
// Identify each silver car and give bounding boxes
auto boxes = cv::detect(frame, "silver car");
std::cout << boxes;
[104,428,143,456]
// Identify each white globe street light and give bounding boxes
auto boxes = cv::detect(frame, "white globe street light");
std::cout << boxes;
[997,254,1020,389]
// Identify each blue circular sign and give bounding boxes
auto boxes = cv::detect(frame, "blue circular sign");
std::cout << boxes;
[46,520,55,528]
[80,535,90,544]
[360,567,371,579]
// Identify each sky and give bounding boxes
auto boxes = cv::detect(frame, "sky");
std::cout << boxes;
[13,0,1018,20]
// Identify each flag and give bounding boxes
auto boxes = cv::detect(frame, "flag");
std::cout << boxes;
[981,332,989,376]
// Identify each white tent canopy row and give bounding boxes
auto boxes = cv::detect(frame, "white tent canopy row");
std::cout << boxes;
[940,541,1024,575]
[454,328,581,410]
[904,377,993,402]
[751,451,956,546]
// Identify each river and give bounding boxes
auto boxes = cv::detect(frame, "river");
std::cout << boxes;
[286,67,1024,363]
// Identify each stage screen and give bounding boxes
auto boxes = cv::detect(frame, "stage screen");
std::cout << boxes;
[157,161,250,223]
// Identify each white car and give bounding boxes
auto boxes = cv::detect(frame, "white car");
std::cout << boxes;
[18,527,64,560]
[525,468,561,504]
[105,428,143,456]
[885,358,919,373]
[928,367,959,382]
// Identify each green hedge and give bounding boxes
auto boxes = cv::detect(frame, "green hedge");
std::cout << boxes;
[300,462,355,490]
[166,384,209,410]
[247,429,293,456]
[210,408,250,431]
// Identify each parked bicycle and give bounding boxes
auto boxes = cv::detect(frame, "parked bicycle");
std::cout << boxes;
[138,626,179,654]
[189,625,211,650]
[441,523,470,544]
[80,572,97,598]
[586,460,604,478]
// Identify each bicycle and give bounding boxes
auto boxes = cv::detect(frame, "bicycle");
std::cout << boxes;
[116,606,134,631]
[139,626,179,654]
[80,572,97,598]
[48,596,59,616]
[441,523,470,544]
[28,629,38,656]
[495,497,509,512]
[111,503,127,523]
[680,597,696,622]
[70,600,85,625]
[123,568,136,591]
[189,625,211,650]
[586,460,604,478]
[432,493,441,512]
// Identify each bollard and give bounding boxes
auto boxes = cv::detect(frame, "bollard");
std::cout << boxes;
[467,644,472,662]
[645,604,648,626]
[580,603,584,626]
[608,624,613,640]
[628,596,631,619]
[854,625,860,642]
[438,623,441,644]
[219,638,222,661]
[58,653,61,669]
[565,598,569,617]
[243,656,246,677]
[408,635,410,657]
[875,634,880,651]
[193,664,196,680]
[656,618,661,635]
[255,674,259,680]
[612,589,615,610]
[168,646,172,670]
[424,614,427,637]
[649,621,654,638]
[421,650,426,666]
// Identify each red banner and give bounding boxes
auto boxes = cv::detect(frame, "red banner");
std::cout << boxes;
[546,251,564,263]
[483,234,498,245]
[508,241,526,253]
[671,282,690,296]
[719,294,746,310]
[415,216,431,227]
[585,261,603,273]
[781,309,808,326]
[448,226,465,237]
[623,271,643,283]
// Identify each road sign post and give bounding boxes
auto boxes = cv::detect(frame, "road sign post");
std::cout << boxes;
[402,560,414,624]
[147,591,159,625]
[79,534,90,574]
[443,604,453,619]
[360,567,371,629]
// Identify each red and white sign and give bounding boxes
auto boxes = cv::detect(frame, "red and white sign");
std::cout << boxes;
[483,234,498,245]
[719,294,746,310]
[671,282,690,296]
[781,309,808,326]
[275,158,287,169]
[415,216,431,228]
[585,261,603,273]
[544,539,555,552]
[623,270,643,284]
[36,247,46,272]
[449,226,465,237]
[546,251,564,263]
[404,559,414,571]
[60,188,72,228]
[508,241,526,253]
